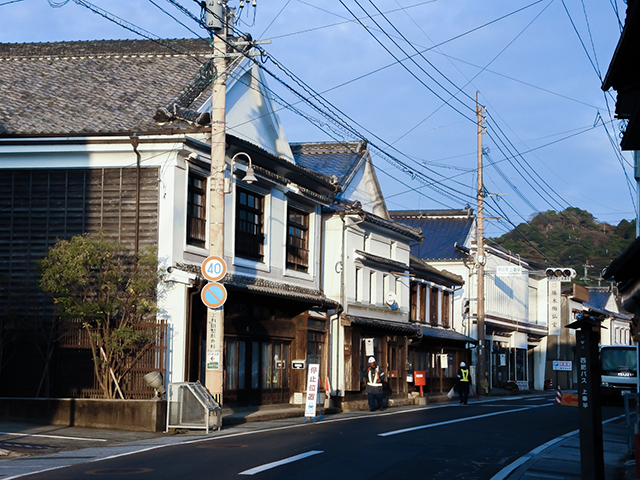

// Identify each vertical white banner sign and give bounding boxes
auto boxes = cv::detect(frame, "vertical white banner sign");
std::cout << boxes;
[305,364,320,418]
[548,280,561,336]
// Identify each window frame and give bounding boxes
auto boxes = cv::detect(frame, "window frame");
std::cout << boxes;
[186,171,207,248]
[286,206,310,272]
[235,187,265,261]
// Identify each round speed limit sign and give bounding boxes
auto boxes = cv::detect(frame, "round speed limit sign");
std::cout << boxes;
[202,255,227,282]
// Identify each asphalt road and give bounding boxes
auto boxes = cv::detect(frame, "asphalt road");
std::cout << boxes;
[2,394,625,480]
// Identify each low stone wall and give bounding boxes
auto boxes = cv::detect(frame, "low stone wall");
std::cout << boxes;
[0,398,166,432]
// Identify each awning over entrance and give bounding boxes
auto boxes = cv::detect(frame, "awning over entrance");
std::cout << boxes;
[415,325,477,344]
[344,315,419,335]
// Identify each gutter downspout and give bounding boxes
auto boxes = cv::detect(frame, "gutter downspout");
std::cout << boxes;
[337,210,366,397]
[130,135,142,253]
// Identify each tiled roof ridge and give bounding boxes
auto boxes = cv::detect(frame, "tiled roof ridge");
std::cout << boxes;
[390,208,474,219]
[0,38,211,59]
[290,141,364,155]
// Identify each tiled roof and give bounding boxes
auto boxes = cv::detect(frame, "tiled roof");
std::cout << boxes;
[588,290,611,311]
[410,255,464,287]
[344,315,419,335]
[174,263,338,307]
[355,250,408,271]
[291,141,365,189]
[390,211,474,261]
[415,325,477,344]
[0,39,215,136]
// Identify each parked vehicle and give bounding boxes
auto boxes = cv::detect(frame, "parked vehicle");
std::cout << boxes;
[600,345,638,396]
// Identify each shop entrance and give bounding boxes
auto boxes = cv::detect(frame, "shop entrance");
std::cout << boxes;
[224,338,291,405]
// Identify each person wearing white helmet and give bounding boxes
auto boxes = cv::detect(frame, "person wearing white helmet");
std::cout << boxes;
[457,361,471,405]
[364,356,385,411]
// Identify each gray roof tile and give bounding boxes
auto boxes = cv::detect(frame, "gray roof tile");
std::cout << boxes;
[0,39,214,136]
[291,141,365,189]
[390,210,474,260]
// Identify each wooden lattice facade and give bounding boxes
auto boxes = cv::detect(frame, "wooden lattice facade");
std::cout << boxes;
[0,167,165,398]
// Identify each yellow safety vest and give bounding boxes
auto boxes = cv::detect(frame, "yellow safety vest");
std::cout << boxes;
[460,368,470,382]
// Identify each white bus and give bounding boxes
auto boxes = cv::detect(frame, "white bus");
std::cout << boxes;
[600,345,638,396]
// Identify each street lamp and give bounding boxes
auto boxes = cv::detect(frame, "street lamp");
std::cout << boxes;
[232,152,257,184]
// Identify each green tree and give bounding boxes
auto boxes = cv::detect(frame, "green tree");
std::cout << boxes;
[38,234,163,399]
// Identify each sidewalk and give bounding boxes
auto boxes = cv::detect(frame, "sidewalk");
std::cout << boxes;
[494,414,635,480]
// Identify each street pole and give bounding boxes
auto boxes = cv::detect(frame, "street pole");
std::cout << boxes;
[205,3,228,404]
[568,312,605,480]
[476,92,487,394]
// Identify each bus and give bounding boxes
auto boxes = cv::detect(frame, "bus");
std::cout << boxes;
[600,345,638,396]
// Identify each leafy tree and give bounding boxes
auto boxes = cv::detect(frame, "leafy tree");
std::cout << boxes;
[491,208,636,285]
[38,234,163,399]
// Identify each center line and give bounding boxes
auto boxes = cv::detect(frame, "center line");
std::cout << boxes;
[379,405,550,437]
[238,450,323,475]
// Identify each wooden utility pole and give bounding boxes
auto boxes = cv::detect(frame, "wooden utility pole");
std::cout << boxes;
[205,2,228,404]
[476,92,487,393]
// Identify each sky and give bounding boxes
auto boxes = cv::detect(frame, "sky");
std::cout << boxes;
[0,0,634,237]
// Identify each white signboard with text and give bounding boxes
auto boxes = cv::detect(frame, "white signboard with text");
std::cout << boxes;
[304,364,320,418]
[497,266,522,277]
[553,360,572,371]
[548,280,561,336]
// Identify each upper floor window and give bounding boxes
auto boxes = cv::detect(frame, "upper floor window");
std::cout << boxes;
[286,207,309,272]
[187,173,206,248]
[442,291,450,328]
[430,287,439,326]
[236,187,264,261]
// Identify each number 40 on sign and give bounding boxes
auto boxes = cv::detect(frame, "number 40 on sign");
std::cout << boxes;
[202,255,227,282]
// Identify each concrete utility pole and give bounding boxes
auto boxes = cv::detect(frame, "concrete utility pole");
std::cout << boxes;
[635,151,640,238]
[476,92,487,393]
[205,1,228,404]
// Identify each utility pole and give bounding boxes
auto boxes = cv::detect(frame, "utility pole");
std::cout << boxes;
[476,92,487,394]
[582,261,594,283]
[205,1,228,404]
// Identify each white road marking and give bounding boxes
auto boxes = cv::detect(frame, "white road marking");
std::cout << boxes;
[378,404,552,437]
[1,394,552,480]
[0,432,107,442]
[238,450,323,475]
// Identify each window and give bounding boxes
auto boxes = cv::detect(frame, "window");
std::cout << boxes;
[442,291,450,328]
[410,282,418,321]
[236,187,264,260]
[369,271,376,304]
[430,287,439,325]
[419,284,427,323]
[286,207,309,272]
[355,267,363,302]
[187,173,207,247]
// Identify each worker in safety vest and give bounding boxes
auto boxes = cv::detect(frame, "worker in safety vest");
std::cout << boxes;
[457,361,471,405]
[364,357,385,411]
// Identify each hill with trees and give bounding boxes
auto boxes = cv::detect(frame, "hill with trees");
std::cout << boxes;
[490,207,636,285]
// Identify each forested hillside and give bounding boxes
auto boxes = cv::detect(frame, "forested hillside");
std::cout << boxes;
[490,208,636,284]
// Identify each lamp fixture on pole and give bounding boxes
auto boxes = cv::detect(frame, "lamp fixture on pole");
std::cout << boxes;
[232,152,257,184]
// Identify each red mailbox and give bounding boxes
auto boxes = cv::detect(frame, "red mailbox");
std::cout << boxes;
[414,370,426,397]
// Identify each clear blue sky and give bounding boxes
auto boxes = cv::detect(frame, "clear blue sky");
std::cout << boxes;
[0,0,632,237]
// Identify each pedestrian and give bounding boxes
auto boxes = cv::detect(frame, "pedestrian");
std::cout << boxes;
[457,361,470,405]
[364,357,385,411]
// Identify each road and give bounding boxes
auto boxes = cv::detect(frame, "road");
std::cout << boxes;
[1,394,625,480]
